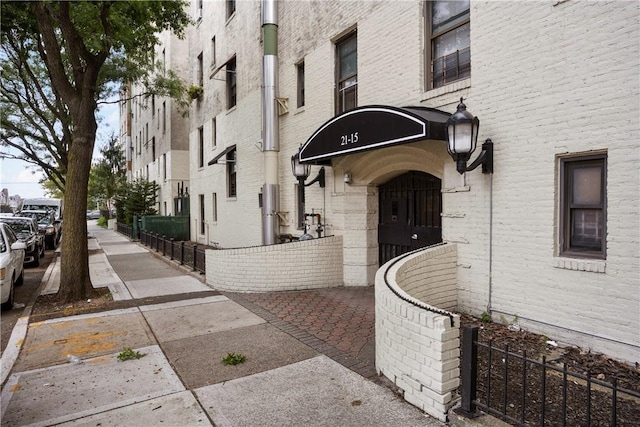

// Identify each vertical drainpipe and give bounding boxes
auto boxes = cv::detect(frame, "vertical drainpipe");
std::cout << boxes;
[262,0,279,245]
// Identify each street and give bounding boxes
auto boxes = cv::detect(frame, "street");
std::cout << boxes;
[1,249,55,355]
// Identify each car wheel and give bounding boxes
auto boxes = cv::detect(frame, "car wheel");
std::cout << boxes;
[33,253,40,267]
[15,268,24,286]
[1,278,14,311]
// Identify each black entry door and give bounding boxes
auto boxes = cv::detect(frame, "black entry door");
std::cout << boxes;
[378,171,442,265]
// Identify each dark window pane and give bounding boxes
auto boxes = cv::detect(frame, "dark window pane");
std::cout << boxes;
[571,209,603,249]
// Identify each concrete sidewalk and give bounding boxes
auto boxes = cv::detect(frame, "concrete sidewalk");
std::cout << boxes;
[1,224,444,426]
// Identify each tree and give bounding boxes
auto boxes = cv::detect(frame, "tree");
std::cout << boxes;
[0,1,190,302]
[115,178,159,225]
[88,133,126,213]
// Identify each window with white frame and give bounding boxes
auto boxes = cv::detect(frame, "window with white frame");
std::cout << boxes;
[211,118,216,149]
[559,153,607,259]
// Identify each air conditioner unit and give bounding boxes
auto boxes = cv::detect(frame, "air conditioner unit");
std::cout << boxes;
[195,8,202,21]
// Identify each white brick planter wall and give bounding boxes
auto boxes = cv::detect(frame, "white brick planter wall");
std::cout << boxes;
[375,243,460,422]
[205,236,343,292]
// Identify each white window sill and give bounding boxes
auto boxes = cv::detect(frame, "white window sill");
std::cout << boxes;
[554,257,606,273]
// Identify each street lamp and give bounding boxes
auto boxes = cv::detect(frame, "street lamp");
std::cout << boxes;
[446,97,493,174]
[291,151,325,230]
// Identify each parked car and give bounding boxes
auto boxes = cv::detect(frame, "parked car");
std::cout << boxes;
[0,216,45,266]
[86,210,101,220]
[19,210,61,250]
[0,222,26,311]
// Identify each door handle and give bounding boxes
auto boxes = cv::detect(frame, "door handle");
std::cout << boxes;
[411,233,418,240]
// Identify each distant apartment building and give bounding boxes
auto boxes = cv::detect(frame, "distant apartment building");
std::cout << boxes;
[120,31,191,216]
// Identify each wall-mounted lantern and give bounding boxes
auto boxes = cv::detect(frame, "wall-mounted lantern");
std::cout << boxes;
[291,151,325,229]
[446,97,493,174]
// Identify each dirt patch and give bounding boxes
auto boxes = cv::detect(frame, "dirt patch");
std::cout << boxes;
[462,314,640,426]
[29,289,220,323]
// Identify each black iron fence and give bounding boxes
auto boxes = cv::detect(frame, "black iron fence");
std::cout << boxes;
[458,325,640,427]
[116,224,206,274]
[116,222,133,238]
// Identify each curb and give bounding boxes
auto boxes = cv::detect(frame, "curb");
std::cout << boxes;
[0,253,58,387]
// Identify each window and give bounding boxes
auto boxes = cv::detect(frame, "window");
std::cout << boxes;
[559,154,607,258]
[227,0,236,19]
[211,118,217,149]
[162,101,166,133]
[199,194,205,235]
[151,95,155,116]
[336,32,357,114]
[162,48,166,74]
[151,137,156,160]
[226,148,237,197]
[196,0,203,21]
[297,61,305,108]
[198,126,204,168]
[227,57,237,109]
[197,52,204,86]
[162,154,167,180]
[212,193,218,222]
[211,37,216,69]
[426,0,471,89]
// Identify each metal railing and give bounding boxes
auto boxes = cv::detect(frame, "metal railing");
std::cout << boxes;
[458,325,640,426]
[116,222,133,238]
[116,224,206,274]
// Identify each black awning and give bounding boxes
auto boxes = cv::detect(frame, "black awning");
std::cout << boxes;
[298,105,450,163]
[207,144,236,165]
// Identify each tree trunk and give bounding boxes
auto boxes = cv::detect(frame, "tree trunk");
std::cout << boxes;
[59,107,96,303]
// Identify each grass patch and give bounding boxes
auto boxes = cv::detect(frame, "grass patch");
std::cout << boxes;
[221,352,246,365]
[117,348,145,361]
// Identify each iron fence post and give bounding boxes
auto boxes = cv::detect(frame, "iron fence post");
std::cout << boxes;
[456,324,479,418]
[162,235,166,256]
[192,244,197,271]
[180,241,185,265]
[170,238,174,260]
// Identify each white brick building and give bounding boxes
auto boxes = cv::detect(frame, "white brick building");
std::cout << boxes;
[122,31,191,216]
[130,0,639,371]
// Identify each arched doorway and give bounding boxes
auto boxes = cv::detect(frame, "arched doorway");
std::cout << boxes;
[378,171,442,265]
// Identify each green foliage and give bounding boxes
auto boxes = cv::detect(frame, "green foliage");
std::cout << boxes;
[480,311,492,323]
[115,178,159,225]
[97,215,107,227]
[117,348,145,361]
[187,85,203,100]
[221,353,247,366]
[88,133,126,211]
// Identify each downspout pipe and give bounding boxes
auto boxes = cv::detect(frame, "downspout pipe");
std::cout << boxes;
[261,0,279,245]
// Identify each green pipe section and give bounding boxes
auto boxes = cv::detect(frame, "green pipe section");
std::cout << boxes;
[263,24,278,56]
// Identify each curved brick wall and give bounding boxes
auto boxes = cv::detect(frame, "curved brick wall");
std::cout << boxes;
[375,243,460,422]
[205,236,343,292]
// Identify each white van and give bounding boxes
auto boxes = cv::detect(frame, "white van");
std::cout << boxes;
[21,198,64,221]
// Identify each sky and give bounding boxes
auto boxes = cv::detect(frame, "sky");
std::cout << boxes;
[0,102,120,200]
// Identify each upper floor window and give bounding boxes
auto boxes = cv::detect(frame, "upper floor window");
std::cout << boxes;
[211,36,216,70]
[559,154,607,259]
[227,57,237,109]
[227,0,236,19]
[336,32,357,114]
[297,61,305,108]
[426,0,471,89]
[198,126,204,168]
[226,148,237,197]
[196,0,203,21]
[197,52,204,86]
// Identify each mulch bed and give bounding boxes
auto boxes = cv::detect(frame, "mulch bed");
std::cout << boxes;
[461,314,640,426]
